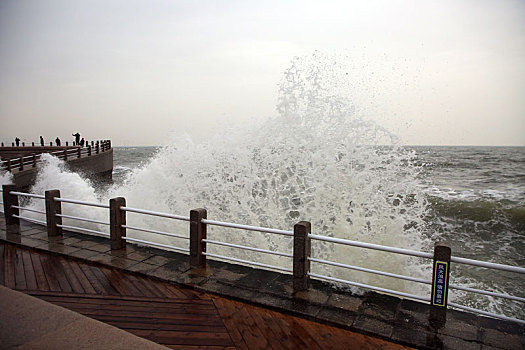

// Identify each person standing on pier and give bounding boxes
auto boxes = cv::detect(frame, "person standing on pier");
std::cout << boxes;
[80,138,85,147]
[55,137,61,146]
[40,136,44,146]
[72,132,80,145]
[15,137,20,146]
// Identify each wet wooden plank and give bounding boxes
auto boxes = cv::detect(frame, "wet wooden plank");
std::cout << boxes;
[87,265,119,295]
[163,282,197,299]
[133,276,166,298]
[3,245,16,288]
[30,251,50,291]
[0,244,5,285]
[58,257,85,293]
[79,264,107,295]
[21,249,38,290]
[212,297,249,350]
[130,329,234,347]
[39,253,72,292]
[68,260,96,294]
[14,248,27,290]
[99,266,142,296]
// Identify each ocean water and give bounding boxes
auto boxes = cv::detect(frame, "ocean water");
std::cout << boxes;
[108,145,525,318]
[4,54,523,319]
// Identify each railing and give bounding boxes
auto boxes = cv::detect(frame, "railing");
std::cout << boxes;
[1,184,524,325]
[0,140,111,172]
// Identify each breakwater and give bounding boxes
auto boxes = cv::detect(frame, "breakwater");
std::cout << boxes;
[0,140,113,188]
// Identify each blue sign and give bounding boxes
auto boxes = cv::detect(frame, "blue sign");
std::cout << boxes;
[432,261,448,307]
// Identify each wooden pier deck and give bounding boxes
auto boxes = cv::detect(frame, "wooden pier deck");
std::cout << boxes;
[0,242,410,349]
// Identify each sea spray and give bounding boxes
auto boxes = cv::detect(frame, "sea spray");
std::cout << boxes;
[107,53,432,295]
[24,54,431,297]
[23,154,108,233]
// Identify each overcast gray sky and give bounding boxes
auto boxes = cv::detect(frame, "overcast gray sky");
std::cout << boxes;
[1,0,524,146]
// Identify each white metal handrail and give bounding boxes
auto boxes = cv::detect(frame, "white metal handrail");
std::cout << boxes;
[451,256,525,274]
[309,234,433,259]
[201,218,294,237]
[10,191,45,200]
[309,257,431,285]
[449,302,525,325]
[122,224,189,240]
[309,272,430,303]
[121,206,190,221]
[54,197,109,209]
[203,252,293,273]
[122,236,189,253]
[13,214,46,226]
[203,239,293,258]
[12,205,46,215]
[449,284,525,303]
[56,213,110,226]
[56,224,109,237]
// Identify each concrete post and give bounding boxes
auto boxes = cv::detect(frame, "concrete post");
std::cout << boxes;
[2,184,19,225]
[110,197,126,250]
[293,221,311,292]
[190,208,207,268]
[45,190,62,236]
[63,149,67,161]
[18,157,23,170]
[32,154,37,167]
[77,148,81,158]
[7,159,11,171]
[87,145,91,156]
[429,242,451,328]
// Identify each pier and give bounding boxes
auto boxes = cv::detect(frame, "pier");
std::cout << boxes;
[0,186,524,349]
[0,140,113,189]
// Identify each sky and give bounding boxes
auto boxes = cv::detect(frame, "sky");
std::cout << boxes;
[0,0,524,146]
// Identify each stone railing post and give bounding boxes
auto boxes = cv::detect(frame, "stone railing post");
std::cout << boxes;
[18,157,23,170]
[2,184,20,225]
[293,221,311,292]
[45,190,62,236]
[87,145,91,156]
[110,197,126,250]
[429,242,451,328]
[63,149,68,160]
[77,148,81,158]
[190,208,207,268]
[32,154,37,167]
[7,159,11,171]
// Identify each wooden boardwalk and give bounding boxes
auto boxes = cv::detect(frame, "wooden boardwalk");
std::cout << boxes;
[0,242,410,349]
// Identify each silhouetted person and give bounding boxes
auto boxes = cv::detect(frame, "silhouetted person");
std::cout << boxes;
[72,132,80,145]
[55,137,61,146]
[40,136,44,146]
[80,138,85,147]
[15,137,20,146]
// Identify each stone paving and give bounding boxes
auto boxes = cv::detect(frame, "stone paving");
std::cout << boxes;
[1,217,523,350]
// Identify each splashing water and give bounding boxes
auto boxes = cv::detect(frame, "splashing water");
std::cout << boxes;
[23,54,434,296]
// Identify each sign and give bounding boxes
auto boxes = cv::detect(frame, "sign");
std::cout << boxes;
[432,261,448,307]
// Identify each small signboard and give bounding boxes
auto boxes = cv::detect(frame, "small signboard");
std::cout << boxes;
[432,261,448,307]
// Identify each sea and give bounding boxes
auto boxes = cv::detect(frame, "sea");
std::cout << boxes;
[5,54,524,320]
[107,144,525,319]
